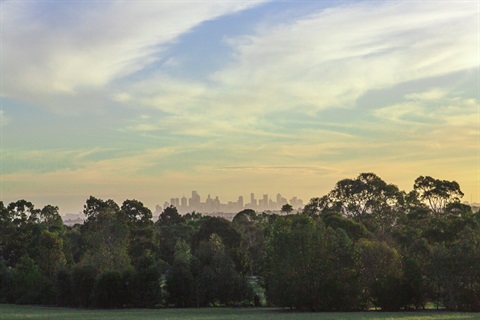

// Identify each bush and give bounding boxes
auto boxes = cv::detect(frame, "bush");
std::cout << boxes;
[55,268,73,307]
[265,215,363,311]
[127,255,167,307]
[9,256,51,305]
[93,270,127,308]
[71,265,96,307]
[0,257,12,303]
[431,227,480,311]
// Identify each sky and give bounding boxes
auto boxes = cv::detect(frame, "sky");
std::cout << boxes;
[0,0,479,214]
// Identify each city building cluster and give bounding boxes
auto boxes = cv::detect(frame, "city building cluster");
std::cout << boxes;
[156,191,304,214]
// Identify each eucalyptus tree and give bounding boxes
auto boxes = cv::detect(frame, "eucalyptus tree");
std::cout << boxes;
[304,173,403,238]
[232,209,265,276]
[413,176,464,215]
[121,199,157,266]
[265,214,362,311]
[192,216,247,273]
[81,197,131,273]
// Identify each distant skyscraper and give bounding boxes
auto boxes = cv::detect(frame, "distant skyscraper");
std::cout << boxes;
[181,196,187,208]
[238,196,243,209]
[290,196,304,209]
[277,193,287,208]
[189,190,201,209]
[250,193,257,207]
[162,191,303,214]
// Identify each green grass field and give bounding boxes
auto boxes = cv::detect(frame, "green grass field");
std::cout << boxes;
[0,305,478,320]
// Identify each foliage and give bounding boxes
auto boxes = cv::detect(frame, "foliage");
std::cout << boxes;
[81,198,131,273]
[357,239,404,310]
[71,265,97,307]
[126,253,167,308]
[193,234,253,306]
[0,173,477,311]
[232,210,265,276]
[8,256,51,304]
[414,176,464,214]
[265,215,362,311]
[93,270,127,308]
[192,216,247,273]
[430,225,480,311]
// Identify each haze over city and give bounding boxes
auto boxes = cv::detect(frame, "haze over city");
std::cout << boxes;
[0,1,478,214]
[159,191,304,214]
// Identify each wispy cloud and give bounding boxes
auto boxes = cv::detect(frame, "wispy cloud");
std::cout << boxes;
[1,1,478,211]
[117,1,478,138]
[218,165,340,175]
[374,90,479,128]
[1,1,268,113]
[211,1,477,112]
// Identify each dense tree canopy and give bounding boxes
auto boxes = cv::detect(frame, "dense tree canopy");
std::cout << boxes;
[0,173,478,311]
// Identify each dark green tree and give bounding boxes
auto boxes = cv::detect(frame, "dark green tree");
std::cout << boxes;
[430,225,480,311]
[32,230,66,277]
[9,256,50,304]
[232,210,265,276]
[155,206,195,265]
[305,173,403,239]
[280,204,293,214]
[413,176,464,214]
[166,240,195,307]
[83,196,120,224]
[192,217,247,273]
[39,205,63,232]
[157,205,184,225]
[93,270,127,308]
[71,265,97,307]
[121,199,157,266]
[81,198,131,272]
[126,251,167,308]
[357,239,404,311]
[55,268,73,307]
[194,234,252,306]
[265,215,362,311]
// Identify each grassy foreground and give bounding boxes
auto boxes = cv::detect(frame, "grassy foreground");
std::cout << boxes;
[0,305,478,320]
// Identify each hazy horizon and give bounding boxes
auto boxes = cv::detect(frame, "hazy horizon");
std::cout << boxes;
[1,1,479,214]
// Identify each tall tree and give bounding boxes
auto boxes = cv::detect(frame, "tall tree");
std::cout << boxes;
[83,196,120,224]
[166,240,195,307]
[81,198,131,272]
[357,239,405,311]
[192,217,247,273]
[307,173,402,220]
[121,199,156,265]
[232,210,265,276]
[39,205,63,232]
[265,215,362,311]
[32,230,67,277]
[121,199,152,223]
[413,176,464,214]
[193,234,252,307]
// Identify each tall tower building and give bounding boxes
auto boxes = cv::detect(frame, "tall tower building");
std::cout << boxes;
[250,193,257,207]
[189,190,201,210]
[238,196,244,209]
[263,194,269,209]
[181,195,187,208]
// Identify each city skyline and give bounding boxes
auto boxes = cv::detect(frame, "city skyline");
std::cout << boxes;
[158,190,304,215]
[1,1,478,214]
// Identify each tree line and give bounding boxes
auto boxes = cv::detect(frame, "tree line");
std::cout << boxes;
[0,173,479,311]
